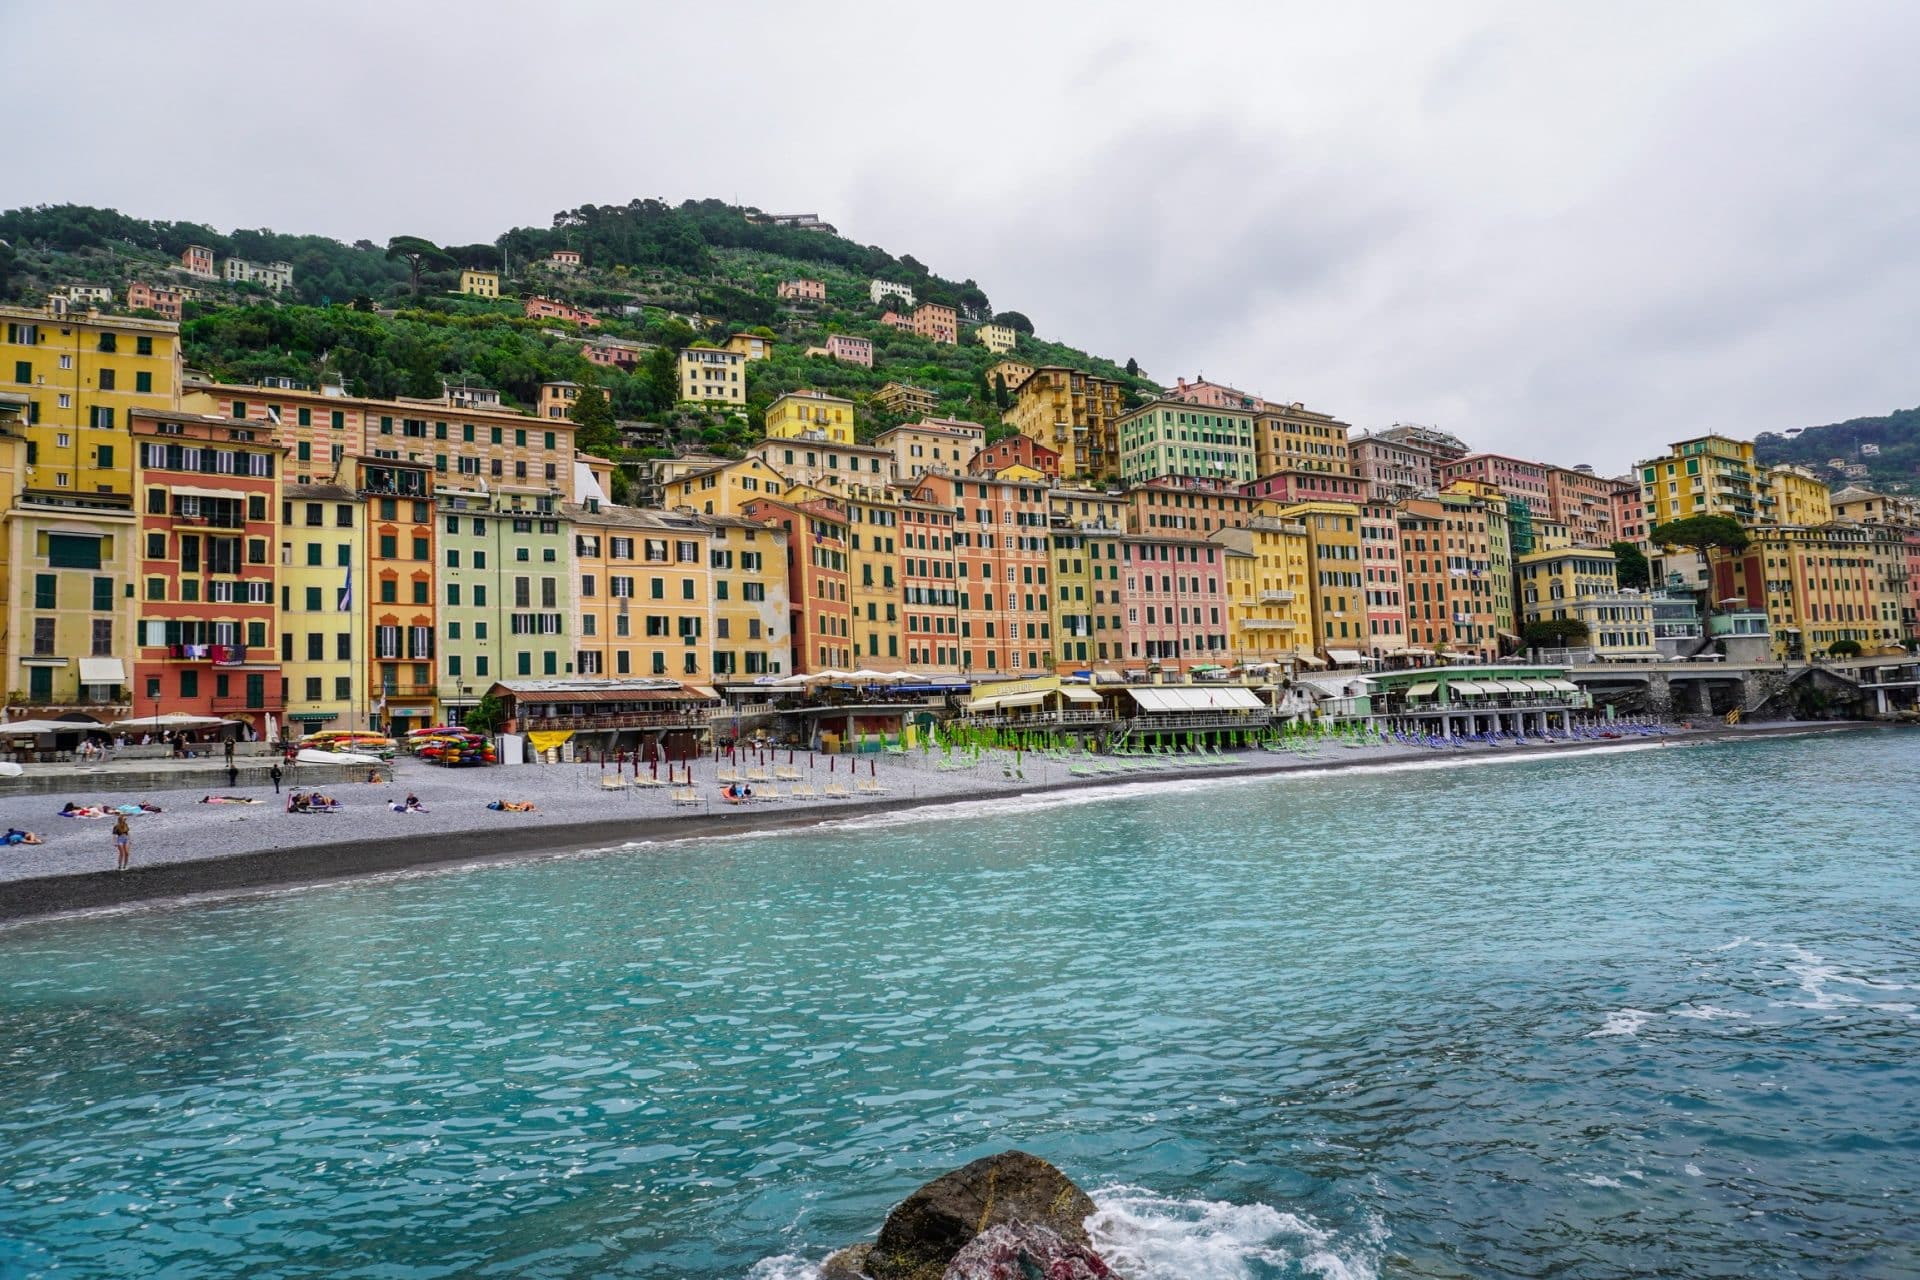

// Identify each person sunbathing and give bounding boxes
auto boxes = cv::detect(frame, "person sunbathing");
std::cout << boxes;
[486,799,537,812]
[403,794,428,812]
[287,792,309,813]
[200,795,259,805]
[1,828,42,845]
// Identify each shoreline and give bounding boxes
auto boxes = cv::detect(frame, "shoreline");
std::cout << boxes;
[0,720,1878,927]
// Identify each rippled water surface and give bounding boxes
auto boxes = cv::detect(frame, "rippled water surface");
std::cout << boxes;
[2,731,1918,1279]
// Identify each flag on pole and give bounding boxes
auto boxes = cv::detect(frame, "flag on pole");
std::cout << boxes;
[338,564,353,612]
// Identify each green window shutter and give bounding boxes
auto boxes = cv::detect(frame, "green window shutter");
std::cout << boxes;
[33,574,55,609]
[93,577,113,611]
[47,534,102,569]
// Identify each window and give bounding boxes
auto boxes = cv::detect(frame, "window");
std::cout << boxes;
[98,369,116,392]
[33,574,55,609]
[47,534,102,569]
[135,371,152,394]
[92,576,113,611]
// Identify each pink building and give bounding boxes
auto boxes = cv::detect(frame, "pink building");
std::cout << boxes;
[581,338,642,370]
[1165,376,1262,411]
[880,311,913,331]
[180,245,216,279]
[823,334,873,367]
[910,303,957,345]
[126,281,185,321]
[1120,535,1229,671]
[549,250,582,268]
[1545,465,1619,547]
[1350,433,1437,500]
[777,279,826,302]
[525,296,599,327]
[1240,470,1367,505]
[1437,453,1552,516]
[1361,501,1405,657]
[1608,477,1647,548]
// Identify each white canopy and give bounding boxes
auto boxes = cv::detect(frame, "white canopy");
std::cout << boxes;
[1125,686,1265,713]
[111,713,238,729]
[78,658,126,684]
[0,719,101,735]
[1325,648,1368,665]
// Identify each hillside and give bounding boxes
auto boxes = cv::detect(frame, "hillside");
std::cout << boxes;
[1754,406,1920,494]
[0,201,1158,495]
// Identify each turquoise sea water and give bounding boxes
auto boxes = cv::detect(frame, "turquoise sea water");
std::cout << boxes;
[0,731,1917,1279]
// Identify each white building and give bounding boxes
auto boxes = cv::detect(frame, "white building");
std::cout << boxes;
[223,258,294,292]
[869,279,915,307]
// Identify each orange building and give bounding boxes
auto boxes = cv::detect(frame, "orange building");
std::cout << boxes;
[900,493,961,669]
[906,472,1053,676]
[969,434,1060,481]
[360,458,438,729]
[1397,494,1498,661]
[742,496,853,673]
[1126,479,1268,540]
[131,409,285,736]
[910,302,958,344]
[524,296,599,327]
[126,281,186,321]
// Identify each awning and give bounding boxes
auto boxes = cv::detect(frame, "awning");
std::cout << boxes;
[1545,679,1581,692]
[1091,668,1125,684]
[287,711,339,722]
[163,485,245,501]
[1518,679,1559,694]
[1125,686,1265,713]
[1403,682,1440,698]
[687,685,721,700]
[1326,649,1367,665]
[1057,685,1101,703]
[1294,654,1327,667]
[78,658,126,683]
[389,706,431,717]
[1449,681,1491,695]
[969,691,1046,713]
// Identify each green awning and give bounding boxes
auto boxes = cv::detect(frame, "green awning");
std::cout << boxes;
[288,711,340,722]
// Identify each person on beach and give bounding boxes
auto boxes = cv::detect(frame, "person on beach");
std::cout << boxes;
[112,813,131,871]
[269,763,282,794]
[1,828,41,845]
[224,739,235,765]
[226,762,239,790]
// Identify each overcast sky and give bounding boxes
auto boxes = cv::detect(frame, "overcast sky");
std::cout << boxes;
[9,1,1919,472]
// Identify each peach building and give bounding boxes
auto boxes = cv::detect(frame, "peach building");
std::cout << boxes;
[906,472,1054,676]
[876,420,985,481]
[741,495,854,674]
[126,282,185,321]
[524,296,598,327]
[777,279,827,302]
[821,334,872,367]
[180,245,216,279]
[969,434,1059,482]
[910,303,958,344]
[1438,453,1552,517]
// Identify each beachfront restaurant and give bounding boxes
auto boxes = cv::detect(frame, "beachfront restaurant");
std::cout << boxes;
[1367,665,1590,738]
[487,679,721,761]
[962,675,1115,747]
[724,670,963,752]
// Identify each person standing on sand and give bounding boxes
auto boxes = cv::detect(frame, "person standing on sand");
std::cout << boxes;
[112,813,131,871]
[224,739,235,766]
[269,763,282,794]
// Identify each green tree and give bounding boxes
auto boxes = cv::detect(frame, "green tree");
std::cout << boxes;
[1650,514,1750,608]
[464,692,506,734]
[994,310,1034,335]
[1125,356,1140,377]
[993,373,1011,411]
[1610,540,1651,591]
[1523,618,1591,648]
[567,382,619,456]
[1828,638,1862,657]
[386,235,453,295]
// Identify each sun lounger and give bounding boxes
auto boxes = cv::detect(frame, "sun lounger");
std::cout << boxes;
[789,781,818,799]
[670,787,700,806]
[775,766,802,781]
[716,767,741,784]
[823,782,852,799]
[758,784,785,801]
[633,775,666,787]
[747,767,771,783]
[599,775,630,790]
[856,779,885,794]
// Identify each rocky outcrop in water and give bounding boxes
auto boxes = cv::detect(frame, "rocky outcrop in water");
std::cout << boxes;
[821,1150,1107,1280]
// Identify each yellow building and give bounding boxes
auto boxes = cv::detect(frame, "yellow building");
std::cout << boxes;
[845,486,904,667]
[663,455,790,517]
[748,436,892,495]
[1048,489,1127,669]
[765,390,855,444]
[723,332,776,362]
[1566,593,1657,660]
[875,419,985,481]
[1518,547,1619,623]
[1279,501,1365,655]
[1212,516,1313,666]
[278,480,368,731]
[4,302,182,496]
[1730,523,1908,658]
[678,346,747,406]
[974,323,1018,354]
[707,515,789,678]
[985,359,1036,397]
[458,270,499,299]
[1253,403,1351,478]
[1768,464,1833,527]
[872,382,937,418]
[1639,434,1768,527]
[569,506,717,681]
[1002,366,1126,483]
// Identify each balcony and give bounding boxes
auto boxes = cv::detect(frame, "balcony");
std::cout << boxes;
[1258,590,1296,603]
[1241,618,1296,630]
[377,684,438,698]
[504,710,708,733]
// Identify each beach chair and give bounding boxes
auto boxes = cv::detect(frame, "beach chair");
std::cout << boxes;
[758,784,785,801]
[716,767,741,784]
[856,778,886,795]
[599,775,630,790]
[775,766,802,781]
[790,781,818,799]
[670,787,700,806]
[747,767,771,783]
[824,782,852,799]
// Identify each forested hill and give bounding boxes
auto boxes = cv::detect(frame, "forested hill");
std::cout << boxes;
[1755,406,1920,493]
[0,200,1158,492]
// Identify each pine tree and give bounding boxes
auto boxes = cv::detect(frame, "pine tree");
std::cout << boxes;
[568,383,620,457]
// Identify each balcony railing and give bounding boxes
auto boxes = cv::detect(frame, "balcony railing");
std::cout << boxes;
[1258,590,1296,603]
[964,708,1115,727]
[1121,710,1274,731]
[377,684,439,698]
[504,710,708,732]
